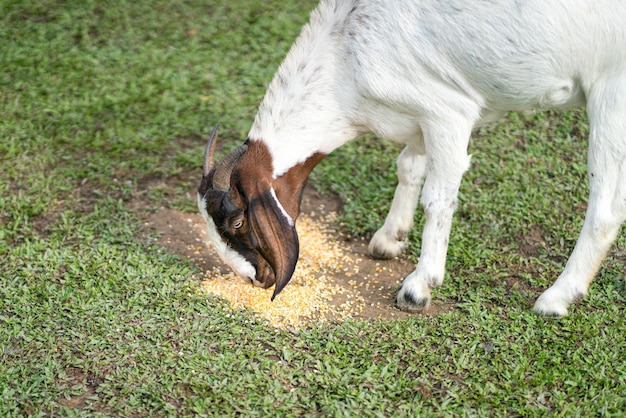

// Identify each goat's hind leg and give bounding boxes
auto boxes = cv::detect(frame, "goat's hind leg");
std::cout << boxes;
[369,143,427,259]
[534,75,626,317]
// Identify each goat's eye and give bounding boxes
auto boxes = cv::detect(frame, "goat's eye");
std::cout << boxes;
[232,219,244,229]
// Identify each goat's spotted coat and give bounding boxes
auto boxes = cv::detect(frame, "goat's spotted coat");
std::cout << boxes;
[198,0,626,316]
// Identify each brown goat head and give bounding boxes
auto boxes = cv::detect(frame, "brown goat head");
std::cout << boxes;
[198,124,323,300]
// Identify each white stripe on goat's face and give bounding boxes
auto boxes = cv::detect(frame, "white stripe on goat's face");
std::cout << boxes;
[197,193,259,285]
[269,186,294,227]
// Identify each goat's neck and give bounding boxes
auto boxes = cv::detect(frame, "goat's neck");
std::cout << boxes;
[240,1,363,221]
[236,140,326,221]
[247,1,360,180]
[243,62,356,220]
[247,76,357,178]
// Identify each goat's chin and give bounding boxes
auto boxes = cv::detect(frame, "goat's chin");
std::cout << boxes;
[249,261,276,289]
[245,276,268,288]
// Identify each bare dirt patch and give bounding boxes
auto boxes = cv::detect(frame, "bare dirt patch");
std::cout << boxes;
[141,184,456,327]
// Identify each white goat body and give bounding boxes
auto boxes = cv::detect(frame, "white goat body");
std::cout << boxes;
[198,0,626,316]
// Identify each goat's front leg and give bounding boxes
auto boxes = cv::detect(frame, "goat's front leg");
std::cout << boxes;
[396,121,472,312]
[369,143,427,259]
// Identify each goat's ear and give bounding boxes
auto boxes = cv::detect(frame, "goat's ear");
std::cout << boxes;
[247,187,299,301]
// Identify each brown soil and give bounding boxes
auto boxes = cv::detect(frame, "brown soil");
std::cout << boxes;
[141,184,456,322]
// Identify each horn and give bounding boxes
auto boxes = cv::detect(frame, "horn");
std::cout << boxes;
[203,123,220,176]
[212,145,248,191]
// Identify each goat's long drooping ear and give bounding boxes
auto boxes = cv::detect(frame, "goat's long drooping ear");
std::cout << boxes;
[247,186,299,301]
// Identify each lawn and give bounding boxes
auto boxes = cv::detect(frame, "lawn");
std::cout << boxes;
[1,0,625,416]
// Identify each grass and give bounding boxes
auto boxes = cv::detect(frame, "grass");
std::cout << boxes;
[1,0,625,416]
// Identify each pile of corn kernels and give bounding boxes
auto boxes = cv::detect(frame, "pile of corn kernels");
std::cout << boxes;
[201,213,366,329]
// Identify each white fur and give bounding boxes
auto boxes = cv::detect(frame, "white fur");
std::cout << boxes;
[270,186,294,226]
[197,194,259,285]
[244,0,626,316]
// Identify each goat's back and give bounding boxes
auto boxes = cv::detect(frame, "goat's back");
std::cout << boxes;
[342,0,626,112]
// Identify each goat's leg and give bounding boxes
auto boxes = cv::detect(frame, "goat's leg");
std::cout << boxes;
[369,143,427,259]
[396,121,473,312]
[534,76,626,317]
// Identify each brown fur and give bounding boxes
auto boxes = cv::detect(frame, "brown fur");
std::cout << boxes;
[228,140,328,299]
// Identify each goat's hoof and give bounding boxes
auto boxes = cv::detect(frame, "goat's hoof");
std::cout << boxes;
[368,232,407,259]
[533,288,571,318]
[533,303,568,318]
[369,248,398,260]
[395,287,430,313]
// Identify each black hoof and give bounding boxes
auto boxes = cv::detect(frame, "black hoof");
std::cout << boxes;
[396,289,430,313]
[368,246,396,260]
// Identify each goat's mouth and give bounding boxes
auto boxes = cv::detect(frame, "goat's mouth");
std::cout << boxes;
[216,237,277,290]
[228,240,300,301]
[248,256,277,289]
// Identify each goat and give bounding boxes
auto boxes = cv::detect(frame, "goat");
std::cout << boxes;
[198,0,626,317]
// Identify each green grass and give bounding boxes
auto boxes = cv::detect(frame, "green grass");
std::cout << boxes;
[1,0,625,416]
